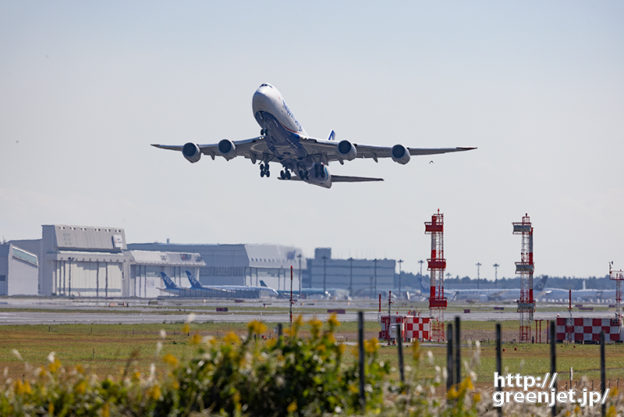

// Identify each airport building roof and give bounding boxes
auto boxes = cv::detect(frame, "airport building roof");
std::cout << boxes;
[128,250,205,267]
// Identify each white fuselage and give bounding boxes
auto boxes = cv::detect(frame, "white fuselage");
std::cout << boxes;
[252,83,332,188]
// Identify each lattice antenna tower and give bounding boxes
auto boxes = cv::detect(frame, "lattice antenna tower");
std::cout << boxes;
[609,262,624,324]
[513,213,535,343]
[425,209,447,342]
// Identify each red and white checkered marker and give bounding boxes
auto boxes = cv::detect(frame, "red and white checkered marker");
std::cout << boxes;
[556,317,622,343]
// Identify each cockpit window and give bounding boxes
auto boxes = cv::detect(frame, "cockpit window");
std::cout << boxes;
[260,83,271,88]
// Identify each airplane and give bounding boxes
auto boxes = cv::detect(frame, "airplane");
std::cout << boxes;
[185,270,278,298]
[158,272,233,298]
[152,83,476,188]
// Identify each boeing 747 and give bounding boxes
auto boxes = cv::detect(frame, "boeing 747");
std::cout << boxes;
[152,83,476,188]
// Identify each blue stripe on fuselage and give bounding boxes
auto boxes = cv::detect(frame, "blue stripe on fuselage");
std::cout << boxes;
[255,111,308,160]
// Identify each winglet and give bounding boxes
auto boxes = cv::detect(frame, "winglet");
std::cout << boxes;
[327,130,335,141]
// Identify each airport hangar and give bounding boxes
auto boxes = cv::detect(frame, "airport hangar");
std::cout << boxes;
[2,224,402,298]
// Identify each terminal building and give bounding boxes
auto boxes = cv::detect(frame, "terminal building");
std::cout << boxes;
[304,248,396,296]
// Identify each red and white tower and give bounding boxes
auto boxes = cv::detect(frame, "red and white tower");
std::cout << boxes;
[425,209,447,341]
[609,262,624,324]
[513,213,535,343]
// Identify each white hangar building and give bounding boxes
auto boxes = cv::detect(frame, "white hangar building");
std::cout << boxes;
[127,243,304,291]
[0,241,39,296]
[39,225,128,297]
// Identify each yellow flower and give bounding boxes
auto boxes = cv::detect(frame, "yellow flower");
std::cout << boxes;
[75,380,88,395]
[101,402,110,417]
[48,402,54,415]
[309,318,323,338]
[149,384,162,400]
[326,333,336,344]
[447,386,459,400]
[132,371,141,381]
[48,358,62,373]
[190,333,202,345]
[162,353,179,367]
[287,401,297,413]
[609,387,618,397]
[338,343,346,355]
[328,313,340,328]
[248,320,268,335]
[223,331,240,345]
[76,364,85,374]
[606,405,616,417]
[472,391,481,403]
[348,383,359,394]
[411,341,421,362]
[574,405,581,415]
[14,380,32,395]
[316,344,327,353]
[182,323,190,334]
[364,338,379,354]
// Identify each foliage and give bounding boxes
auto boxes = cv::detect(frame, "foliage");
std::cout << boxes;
[1,316,622,416]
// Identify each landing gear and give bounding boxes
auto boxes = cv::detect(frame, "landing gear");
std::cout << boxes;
[259,163,270,178]
[298,170,309,180]
[280,169,292,180]
[260,128,267,136]
[313,164,325,178]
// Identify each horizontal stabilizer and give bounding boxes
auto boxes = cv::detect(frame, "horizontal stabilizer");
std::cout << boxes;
[330,175,384,183]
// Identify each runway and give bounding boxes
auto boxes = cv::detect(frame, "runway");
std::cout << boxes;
[0,297,617,325]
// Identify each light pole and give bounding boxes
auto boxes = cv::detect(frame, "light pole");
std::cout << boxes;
[348,257,354,297]
[373,259,377,296]
[398,259,403,296]
[493,263,500,288]
[297,254,302,296]
[322,255,327,293]
[475,262,482,289]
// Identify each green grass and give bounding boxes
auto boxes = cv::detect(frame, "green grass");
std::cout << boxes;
[2,320,624,390]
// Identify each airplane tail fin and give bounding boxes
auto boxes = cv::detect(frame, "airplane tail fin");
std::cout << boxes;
[160,272,178,289]
[185,270,203,289]
[259,280,268,288]
[535,275,548,291]
[327,130,335,141]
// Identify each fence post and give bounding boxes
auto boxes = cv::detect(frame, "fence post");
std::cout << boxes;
[496,323,502,417]
[277,323,283,338]
[550,321,557,417]
[447,322,454,390]
[395,324,405,385]
[454,316,461,384]
[601,331,606,417]
[358,311,366,410]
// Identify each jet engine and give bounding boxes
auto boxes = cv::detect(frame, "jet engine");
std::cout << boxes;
[391,144,411,165]
[218,139,236,158]
[337,140,357,161]
[182,142,201,163]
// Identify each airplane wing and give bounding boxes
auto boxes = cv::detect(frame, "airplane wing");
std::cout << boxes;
[152,136,272,163]
[298,137,476,163]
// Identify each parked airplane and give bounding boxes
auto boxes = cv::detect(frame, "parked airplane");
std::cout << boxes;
[185,271,278,298]
[159,272,232,298]
[152,83,476,188]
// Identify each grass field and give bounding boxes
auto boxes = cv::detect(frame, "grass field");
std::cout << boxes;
[2,318,623,392]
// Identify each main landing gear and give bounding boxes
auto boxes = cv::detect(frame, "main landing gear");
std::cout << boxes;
[280,169,292,180]
[259,163,270,177]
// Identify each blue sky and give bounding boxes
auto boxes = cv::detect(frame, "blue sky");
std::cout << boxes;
[1,1,623,278]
